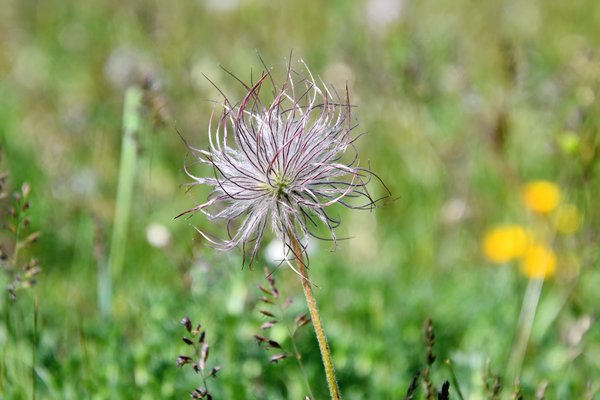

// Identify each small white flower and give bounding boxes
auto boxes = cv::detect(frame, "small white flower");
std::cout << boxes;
[146,223,171,248]
[179,61,383,264]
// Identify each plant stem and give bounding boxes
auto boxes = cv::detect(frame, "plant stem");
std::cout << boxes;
[444,359,465,400]
[102,86,142,316]
[506,277,544,382]
[289,235,341,400]
[32,296,38,400]
[286,324,315,400]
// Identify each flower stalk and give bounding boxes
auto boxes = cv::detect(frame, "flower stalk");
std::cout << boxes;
[506,277,544,382]
[180,60,386,399]
[289,233,341,400]
[104,86,143,316]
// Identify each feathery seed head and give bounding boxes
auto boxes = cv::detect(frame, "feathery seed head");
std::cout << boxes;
[179,61,383,264]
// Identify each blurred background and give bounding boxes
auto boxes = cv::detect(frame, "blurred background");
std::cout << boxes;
[1,0,599,398]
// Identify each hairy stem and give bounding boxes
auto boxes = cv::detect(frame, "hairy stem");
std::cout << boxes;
[289,235,341,400]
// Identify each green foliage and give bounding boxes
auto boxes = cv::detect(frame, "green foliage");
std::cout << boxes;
[1,0,600,398]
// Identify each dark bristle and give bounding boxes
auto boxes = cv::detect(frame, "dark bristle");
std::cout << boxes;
[422,318,437,400]
[269,353,287,364]
[0,175,43,301]
[254,335,268,344]
[181,317,193,333]
[192,323,202,336]
[208,366,221,378]
[258,285,272,296]
[259,310,276,318]
[483,363,502,399]
[424,318,436,366]
[438,381,450,400]
[176,355,193,367]
[403,371,420,400]
[177,316,220,398]
[295,313,311,329]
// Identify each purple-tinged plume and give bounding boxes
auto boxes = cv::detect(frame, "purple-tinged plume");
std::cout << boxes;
[179,61,382,264]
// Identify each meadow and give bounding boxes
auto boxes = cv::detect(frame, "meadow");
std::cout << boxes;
[1,0,599,398]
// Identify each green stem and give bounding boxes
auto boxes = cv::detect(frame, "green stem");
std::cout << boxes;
[289,235,341,400]
[32,296,38,400]
[444,359,465,400]
[286,324,315,400]
[102,86,142,316]
[506,277,544,381]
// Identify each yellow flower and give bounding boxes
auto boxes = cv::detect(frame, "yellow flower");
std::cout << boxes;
[520,244,556,279]
[554,204,581,234]
[522,180,561,213]
[482,225,530,263]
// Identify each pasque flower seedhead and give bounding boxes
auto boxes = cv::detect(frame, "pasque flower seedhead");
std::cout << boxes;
[179,61,381,264]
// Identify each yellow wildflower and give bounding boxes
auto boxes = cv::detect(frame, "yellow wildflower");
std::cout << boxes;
[522,180,561,213]
[520,244,556,279]
[554,204,581,234]
[482,225,530,263]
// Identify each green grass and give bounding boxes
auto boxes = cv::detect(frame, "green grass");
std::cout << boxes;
[1,0,600,398]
